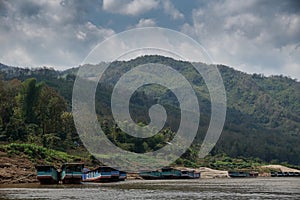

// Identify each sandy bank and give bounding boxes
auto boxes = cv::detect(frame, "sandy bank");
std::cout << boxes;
[260,165,300,172]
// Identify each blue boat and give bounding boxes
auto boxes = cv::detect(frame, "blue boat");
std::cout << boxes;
[36,165,59,184]
[180,170,201,179]
[161,167,182,179]
[119,171,127,181]
[271,171,300,177]
[139,170,161,180]
[229,171,258,178]
[271,171,277,177]
[61,163,84,184]
[82,166,123,182]
[139,167,201,179]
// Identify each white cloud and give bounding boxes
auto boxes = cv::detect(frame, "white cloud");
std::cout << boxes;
[102,0,159,16]
[181,0,300,79]
[136,18,156,27]
[0,0,115,69]
[1,0,299,80]
[162,0,184,20]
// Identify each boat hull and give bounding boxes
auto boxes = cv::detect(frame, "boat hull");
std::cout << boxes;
[61,174,82,184]
[37,175,59,184]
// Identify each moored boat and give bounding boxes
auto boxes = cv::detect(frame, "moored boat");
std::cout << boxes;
[119,171,127,181]
[179,170,201,179]
[228,171,258,178]
[161,167,181,179]
[82,166,123,182]
[277,172,284,177]
[249,171,259,177]
[271,171,277,177]
[271,171,300,177]
[36,165,59,184]
[189,170,201,179]
[139,167,201,180]
[61,163,84,184]
[139,170,161,180]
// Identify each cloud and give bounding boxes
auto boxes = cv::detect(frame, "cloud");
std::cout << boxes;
[181,0,300,79]
[0,0,115,69]
[136,18,156,27]
[162,0,184,20]
[0,0,299,80]
[102,0,159,16]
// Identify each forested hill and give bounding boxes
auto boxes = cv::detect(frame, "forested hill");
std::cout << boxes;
[0,55,299,165]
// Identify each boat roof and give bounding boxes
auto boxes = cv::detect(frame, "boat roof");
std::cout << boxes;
[35,165,55,167]
[93,166,118,170]
[62,163,84,166]
[35,165,57,170]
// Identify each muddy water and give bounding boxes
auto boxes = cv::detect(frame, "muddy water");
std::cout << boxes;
[1,178,300,199]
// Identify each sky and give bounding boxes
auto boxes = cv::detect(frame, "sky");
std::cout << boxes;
[0,0,299,80]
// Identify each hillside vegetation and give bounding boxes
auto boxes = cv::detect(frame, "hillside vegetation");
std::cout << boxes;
[0,55,299,166]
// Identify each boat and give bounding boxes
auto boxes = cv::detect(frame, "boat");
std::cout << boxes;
[270,171,300,177]
[119,171,127,181]
[249,171,259,177]
[288,172,295,177]
[188,170,201,179]
[277,172,284,177]
[179,170,201,179]
[82,166,122,182]
[270,172,277,177]
[180,170,190,178]
[161,167,182,179]
[139,167,200,180]
[229,171,258,178]
[36,165,59,184]
[139,170,162,180]
[61,163,84,184]
[110,167,120,181]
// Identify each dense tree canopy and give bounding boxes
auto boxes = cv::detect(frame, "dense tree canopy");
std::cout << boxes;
[0,55,300,165]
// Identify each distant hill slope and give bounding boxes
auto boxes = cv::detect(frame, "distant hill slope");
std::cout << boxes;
[1,56,299,165]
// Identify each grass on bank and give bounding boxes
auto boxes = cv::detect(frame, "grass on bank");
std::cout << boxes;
[0,143,83,166]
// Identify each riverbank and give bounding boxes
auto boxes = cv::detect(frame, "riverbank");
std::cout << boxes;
[0,151,37,184]
[1,152,229,184]
[1,147,300,184]
[2,152,300,185]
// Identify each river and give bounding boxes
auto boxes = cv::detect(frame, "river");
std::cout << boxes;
[1,178,300,199]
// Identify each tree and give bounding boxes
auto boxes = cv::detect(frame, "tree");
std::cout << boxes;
[19,78,43,124]
[35,86,67,139]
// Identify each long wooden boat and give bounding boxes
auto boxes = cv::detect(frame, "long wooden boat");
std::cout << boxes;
[229,171,258,178]
[161,167,182,179]
[271,171,300,177]
[36,165,59,184]
[61,163,84,184]
[139,167,200,180]
[139,171,161,180]
[119,171,127,181]
[271,172,277,177]
[82,166,123,182]
[180,170,201,179]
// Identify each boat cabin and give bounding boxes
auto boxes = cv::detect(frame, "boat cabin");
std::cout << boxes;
[61,163,84,184]
[35,165,59,184]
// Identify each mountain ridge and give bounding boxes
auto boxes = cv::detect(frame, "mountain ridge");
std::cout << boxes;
[1,55,299,165]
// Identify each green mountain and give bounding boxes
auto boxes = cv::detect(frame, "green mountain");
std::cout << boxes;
[0,55,299,165]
